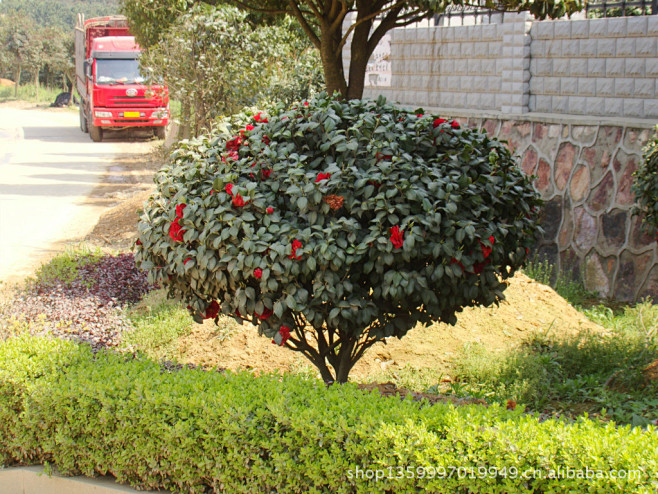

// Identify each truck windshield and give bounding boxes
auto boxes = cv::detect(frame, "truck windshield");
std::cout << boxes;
[95,59,145,85]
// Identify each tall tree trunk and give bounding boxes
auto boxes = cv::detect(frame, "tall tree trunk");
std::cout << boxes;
[320,29,348,98]
[179,98,191,140]
[334,338,356,383]
[34,71,39,100]
[346,18,374,100]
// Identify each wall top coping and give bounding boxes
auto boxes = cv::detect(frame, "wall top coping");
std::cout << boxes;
[409,106,657,129]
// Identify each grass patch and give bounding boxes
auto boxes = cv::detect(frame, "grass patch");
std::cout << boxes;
[122,289,192,361]
[441,300,658,426]
[30,246,104,288]
[362,364,447,393]
[122,289,243,362]
[0,83,66,105]
[523,258,598,307]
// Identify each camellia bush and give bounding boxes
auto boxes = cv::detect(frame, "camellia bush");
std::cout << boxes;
[632,125,658,234]
[135,94,542,383]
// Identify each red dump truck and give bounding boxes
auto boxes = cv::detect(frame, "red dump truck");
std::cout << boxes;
[75,14,169,142]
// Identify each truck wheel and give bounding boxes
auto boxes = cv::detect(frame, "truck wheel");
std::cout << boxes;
[89,123,103,142]
[154,126,166,140]
[79,104,88,133]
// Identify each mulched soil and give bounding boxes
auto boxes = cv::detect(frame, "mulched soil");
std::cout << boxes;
[1,253,153,349]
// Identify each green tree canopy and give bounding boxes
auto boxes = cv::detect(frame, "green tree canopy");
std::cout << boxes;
[122,0,583,99]
[0,0,120,30]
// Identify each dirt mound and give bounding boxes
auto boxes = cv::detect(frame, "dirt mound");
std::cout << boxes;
[0,78,15,87]
[89,191,151,248]
[176,272,604,379]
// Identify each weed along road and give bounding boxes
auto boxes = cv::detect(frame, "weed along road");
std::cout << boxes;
[0,105,154,284]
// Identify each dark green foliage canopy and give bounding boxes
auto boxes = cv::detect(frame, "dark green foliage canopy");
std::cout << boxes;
[632,127,658,234]
[135,94,542,382]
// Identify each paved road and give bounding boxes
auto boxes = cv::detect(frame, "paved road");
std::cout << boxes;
[0,105,154,284]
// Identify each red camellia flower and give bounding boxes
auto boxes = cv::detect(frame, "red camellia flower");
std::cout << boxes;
[184,257,191,265]
[289,239,303,259]
[315,172,331,183]
[225,183,234,196]
[262,169,272,179]
[254,268,263,279]
[433,118,446,128]
[451,257,465,271]
[416,113,423,118]
[451,120,460,129]
[472,262,486,274]
[204,300,220,320]
[175,203,186,218]
[266,207,274,214]
[278,325,291,346]
[303,101,309,106]
[480,235,495,259]
[254,112,268,123]
[255,307,273,320]
[169,219,185,242]
[262,135,270,145]
[232,194,247,208]
[239,124,255,136]
[389,226,404,249]
[226,136,242,152]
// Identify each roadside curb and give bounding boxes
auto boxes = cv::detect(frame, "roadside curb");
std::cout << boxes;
[0,466,168,493]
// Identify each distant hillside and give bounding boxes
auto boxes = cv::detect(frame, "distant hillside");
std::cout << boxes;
[0,0,120,31]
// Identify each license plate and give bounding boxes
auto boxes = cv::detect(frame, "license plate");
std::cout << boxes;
[124,111,140,118]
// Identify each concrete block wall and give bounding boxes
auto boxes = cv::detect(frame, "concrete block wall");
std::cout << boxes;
[362,21,506,110]
[359,15,658,119]
[529,17,658,118]
[392,23,505,109]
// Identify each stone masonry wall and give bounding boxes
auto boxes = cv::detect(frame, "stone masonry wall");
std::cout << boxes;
[451,115,657,301]
[529,17,658,118]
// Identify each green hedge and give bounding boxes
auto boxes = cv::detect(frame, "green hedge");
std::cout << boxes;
[1,336,657,493]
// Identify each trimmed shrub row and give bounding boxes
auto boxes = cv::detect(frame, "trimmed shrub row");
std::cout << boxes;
[1,336,657,493]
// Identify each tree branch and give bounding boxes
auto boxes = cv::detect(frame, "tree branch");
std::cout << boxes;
[301,0,324,19]
[366,4,408,56]
[227,0,293,14]
[337,0,405,52]
[392,11,433,28]
[288,0,322,49]
[328,0,350,35]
